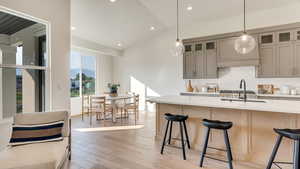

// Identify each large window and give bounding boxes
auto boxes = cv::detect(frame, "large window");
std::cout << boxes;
[0,34,47,118]
[70,51,96,97]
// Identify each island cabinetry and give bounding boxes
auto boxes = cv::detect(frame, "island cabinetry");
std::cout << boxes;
[155,103,300,165]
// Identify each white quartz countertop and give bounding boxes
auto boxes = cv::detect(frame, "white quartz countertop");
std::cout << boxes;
[149,95,300,114]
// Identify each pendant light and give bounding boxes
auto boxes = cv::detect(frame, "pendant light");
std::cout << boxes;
[234,0,256,54]
[172,0,184,56]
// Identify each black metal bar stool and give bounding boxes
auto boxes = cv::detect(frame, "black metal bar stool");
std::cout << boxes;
[199,119,234,169]
[266,128,300,169]
[160,113,190,160]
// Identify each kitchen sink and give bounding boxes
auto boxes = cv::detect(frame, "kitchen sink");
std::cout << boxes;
[221,98,266,103]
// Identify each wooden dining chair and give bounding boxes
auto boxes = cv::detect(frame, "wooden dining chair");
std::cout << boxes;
[124,94,139,125]
[81,95,90,121]
[89,96,113,125]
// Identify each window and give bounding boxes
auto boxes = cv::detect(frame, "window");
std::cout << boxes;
[0,36,47,117]
[70,51,96,97]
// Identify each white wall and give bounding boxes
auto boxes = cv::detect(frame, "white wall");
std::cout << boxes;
[0,0,71,113]
[70,46,114,116]
[114,3,300,97]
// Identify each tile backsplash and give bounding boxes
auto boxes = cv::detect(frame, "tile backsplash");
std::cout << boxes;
[187,66,300,93]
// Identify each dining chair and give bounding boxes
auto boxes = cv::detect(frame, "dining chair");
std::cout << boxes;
[81,95,90,121]
[124,94,139,125]
[89,96,113,125]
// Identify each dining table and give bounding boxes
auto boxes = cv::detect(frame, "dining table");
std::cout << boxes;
[92,94,133,123]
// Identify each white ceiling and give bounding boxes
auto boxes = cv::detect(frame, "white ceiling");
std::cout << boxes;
[71,0,299,49]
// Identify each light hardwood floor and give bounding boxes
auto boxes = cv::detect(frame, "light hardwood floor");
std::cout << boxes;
[64,111,264,169]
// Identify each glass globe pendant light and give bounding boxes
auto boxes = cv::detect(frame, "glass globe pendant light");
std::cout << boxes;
[234,0,256,54]
[172,0,184,56]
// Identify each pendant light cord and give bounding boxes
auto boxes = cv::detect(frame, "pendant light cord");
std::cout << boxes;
[243,0,246,33]
[176,0,179,40]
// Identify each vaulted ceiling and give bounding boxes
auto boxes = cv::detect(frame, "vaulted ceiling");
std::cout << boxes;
[71,0,299,50]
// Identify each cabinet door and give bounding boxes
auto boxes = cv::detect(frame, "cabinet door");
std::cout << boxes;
[259,33,274,46]
[183,44,194,79]
[277,31,293,44]
[276,43,294,77]
[205,41,218,78]
[194,43,205,78]
[257,45,276,77]
[294,42,300,76]
[277,43,294,76]
[295,30,300,42]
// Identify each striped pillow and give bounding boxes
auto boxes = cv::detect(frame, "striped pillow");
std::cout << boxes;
[10,121,64,146]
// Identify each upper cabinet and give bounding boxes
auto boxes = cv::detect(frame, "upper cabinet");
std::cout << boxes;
[183,43,195,79]
[183,23,300,79]
[217,36,259,67]
[205,41,218,78]
[183,41,217,79]
[260,33,275,46]
[257,29,300,78]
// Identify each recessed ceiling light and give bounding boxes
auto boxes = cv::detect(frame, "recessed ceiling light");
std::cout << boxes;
[150,26,155,31]
[187,5,193,11]
[71,26,76,30]
[110,0,117,2]
[117,42,122,47]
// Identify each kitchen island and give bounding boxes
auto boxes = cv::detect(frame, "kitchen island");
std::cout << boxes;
[149,95,300,166]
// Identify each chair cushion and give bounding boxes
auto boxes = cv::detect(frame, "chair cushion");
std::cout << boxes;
[164,113,188,122]
[10,121,64,146]
[0,138,69,169]
[14,111,69,137]
[202,119,233,130]
[274,128,300,140]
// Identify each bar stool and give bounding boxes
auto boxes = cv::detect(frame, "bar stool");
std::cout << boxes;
[160,113,190,160]
[199,119,234,169]
[266,128,300,169]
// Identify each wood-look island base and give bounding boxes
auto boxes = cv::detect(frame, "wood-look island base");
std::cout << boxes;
[152,96,300,167]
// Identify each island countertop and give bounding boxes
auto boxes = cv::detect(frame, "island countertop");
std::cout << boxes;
[149,95,300,114]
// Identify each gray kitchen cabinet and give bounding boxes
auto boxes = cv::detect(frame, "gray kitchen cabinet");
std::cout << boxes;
[257,30,298,77]
[183,43,194,79]
[259,33,275,46]
[205,41,218,78]
[194,43,205,78]
[257,45,276,77]
[217,36,259,67]
[294,42,300,75]
[277,43,294,76]
[183,41,217,79]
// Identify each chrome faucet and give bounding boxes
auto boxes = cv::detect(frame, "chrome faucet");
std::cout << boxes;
[239,79,247,102]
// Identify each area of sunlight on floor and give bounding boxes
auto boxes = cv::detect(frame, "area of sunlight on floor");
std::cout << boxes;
[74,124,145,132]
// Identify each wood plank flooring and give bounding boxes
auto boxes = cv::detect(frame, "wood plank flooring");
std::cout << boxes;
[63,111,264,169]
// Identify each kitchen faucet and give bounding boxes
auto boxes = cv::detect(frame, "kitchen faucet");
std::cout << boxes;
[239,79,247,102]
